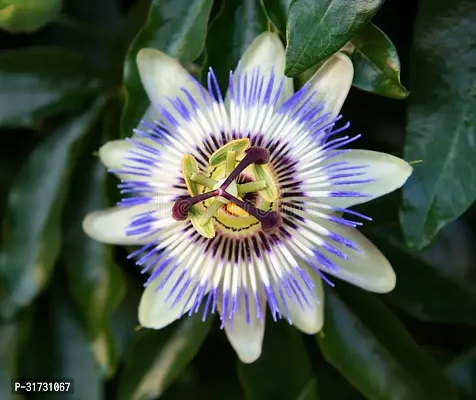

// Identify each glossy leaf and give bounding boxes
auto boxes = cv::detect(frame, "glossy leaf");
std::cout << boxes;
[120,0,214,138]
[21,284,101,400]
[238,321,319,400]
[349,23,409,99]
[318,286,459,400]
[285,0,384,77]
[0,322,19,400]
[0,0,61,33]
[0,310,31,400]
[315,361,364,400]
[63,0,122,31]
[118,315,212,400]
[400,0,476,249]
[108,0,151,84]
[63,100,125,377]
[446,348,476,400]
[205,0,268,90]
[260,0,290,34]
[111,268,145,363]
[0,100,106,320]
[0,49,102,127]
[366,223,476,325]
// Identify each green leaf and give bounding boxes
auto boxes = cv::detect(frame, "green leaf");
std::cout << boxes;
[446,348,476,400]
[62,100,125,378]
[366,223,476,325]
[205,0,268,90]
[0,99,106,320]
[0,321,22,400]
[118,315,212,400]
[285,0,384,77]
[108,0,151,85]
[21,284,101,400]
[0,0,61,33]
[238,322,319,400]
[348,23,409,99]
[318,286,459,400]
[0,323,16,400]
[63,0,121,31]
[110,264,146,363]
[260,0,290,35]
[0,48,102,127]
[315,361,364,400]
[120,0,214,138]
[400,0,476,249]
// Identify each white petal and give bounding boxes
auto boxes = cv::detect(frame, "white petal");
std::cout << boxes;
[82,206,152,245]
[307,52,353,121]
[137,48,207,120]
[315,220,396,293]
[321,150,413,208]
[219,293,266,364]
[229,32,294,105]
[98,139,164,181]
[99,140,133,171]
[287,270,324,334]
[138,266,196,330]
[142,104,159,125]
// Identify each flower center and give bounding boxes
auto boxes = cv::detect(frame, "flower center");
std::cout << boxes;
[172,139,282,238]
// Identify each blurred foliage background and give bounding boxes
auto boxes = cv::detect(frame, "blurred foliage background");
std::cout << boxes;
[0,0,476,399]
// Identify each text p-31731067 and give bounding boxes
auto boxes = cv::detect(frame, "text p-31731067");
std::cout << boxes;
[12,379,74,395]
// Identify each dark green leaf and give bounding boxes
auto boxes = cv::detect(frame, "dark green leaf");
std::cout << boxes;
[0,309,31,400]
[366,223,476,325]
[315,361,364,400]
[108,0,151,85]
[0,99,106,320]
[0,49,102,127]
[349,23,408,99]
[205,0,268,90]
[119,315,212,400]
[318,286,459,400]
[0,0,61,33]
[238,321,319,400]
[446,348,476,400]
[63,100,126,378]
[63,0,122,31]
[111,272,145,363]
[0,322,19,400]
[260,0,290,35]
[120,0,214,138]
[400,0,476,249]
[285,0,384,77]
[21,284,101,400]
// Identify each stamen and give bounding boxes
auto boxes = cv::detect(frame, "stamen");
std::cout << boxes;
[225,151,236,176]
[221,146,270,188]
[237,180,267,194]
[172,190,218,220]
[175,145,277,232]
[220,192,282,234]
[190,173,217,189]
[199,199,222,225]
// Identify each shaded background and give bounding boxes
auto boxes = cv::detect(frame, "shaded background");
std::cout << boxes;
[1,0,476,399]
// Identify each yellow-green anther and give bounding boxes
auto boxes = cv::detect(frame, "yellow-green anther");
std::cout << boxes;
[190,205,215,238]
[209,138,250,166]
[253,164,279,202]
[181,154,201,196]
[198,199,222,225]
[225,150,236,176]
[237,180,267,194]
[190,173,217,189]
